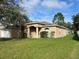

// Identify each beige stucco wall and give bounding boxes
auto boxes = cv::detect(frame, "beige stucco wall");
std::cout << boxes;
[39,27,68,38]
[53,27,68,38]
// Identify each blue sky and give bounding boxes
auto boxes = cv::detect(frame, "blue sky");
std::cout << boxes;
[17,0,79,23]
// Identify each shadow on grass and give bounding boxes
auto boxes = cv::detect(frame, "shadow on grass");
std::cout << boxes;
[0,37,28,41]
[0,38,13,41]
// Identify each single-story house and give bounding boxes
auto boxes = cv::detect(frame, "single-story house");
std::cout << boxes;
[24,22,69,38]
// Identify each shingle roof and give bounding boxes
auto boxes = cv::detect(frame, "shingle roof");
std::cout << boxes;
[25,21,52,25]
[25,21,68,29]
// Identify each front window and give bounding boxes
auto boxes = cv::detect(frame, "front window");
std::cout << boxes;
[51,31,55,38]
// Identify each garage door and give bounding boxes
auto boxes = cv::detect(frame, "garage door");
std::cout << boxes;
[1,30,11,38]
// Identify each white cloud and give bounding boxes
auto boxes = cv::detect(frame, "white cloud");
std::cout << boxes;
[19,0,40,9]
[19,0,41,15]
[41,0,73,9]
[19,0,73,12]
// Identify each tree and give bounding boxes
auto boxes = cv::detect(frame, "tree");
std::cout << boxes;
[72,13,79,40]
[0,0,29,25]
[0,0,16,5]
[0,0,30,38]
[53,12,65,26]
[66,22,72,29]
[40,31,48,38]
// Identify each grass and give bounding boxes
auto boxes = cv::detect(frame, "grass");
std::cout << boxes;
[0,35,79,59]
[70,43,79,59]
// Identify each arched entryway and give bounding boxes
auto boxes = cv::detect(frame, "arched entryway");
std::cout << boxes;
[40,28,50,38]
[40,31,49,38]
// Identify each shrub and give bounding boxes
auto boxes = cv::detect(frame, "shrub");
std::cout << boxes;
[40,31,48,38]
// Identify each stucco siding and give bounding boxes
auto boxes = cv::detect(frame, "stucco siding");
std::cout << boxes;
[49,27,56,38]
[54,27,68,38]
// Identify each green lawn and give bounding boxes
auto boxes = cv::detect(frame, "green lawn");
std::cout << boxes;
[0,37,79,59]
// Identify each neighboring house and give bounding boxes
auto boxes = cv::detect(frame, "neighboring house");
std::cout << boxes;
[24,22,69,38]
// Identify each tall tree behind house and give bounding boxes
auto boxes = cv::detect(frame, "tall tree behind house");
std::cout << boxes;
[53,12,65,26]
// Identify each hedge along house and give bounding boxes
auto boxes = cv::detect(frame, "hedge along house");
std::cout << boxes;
[25,22,69,38]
